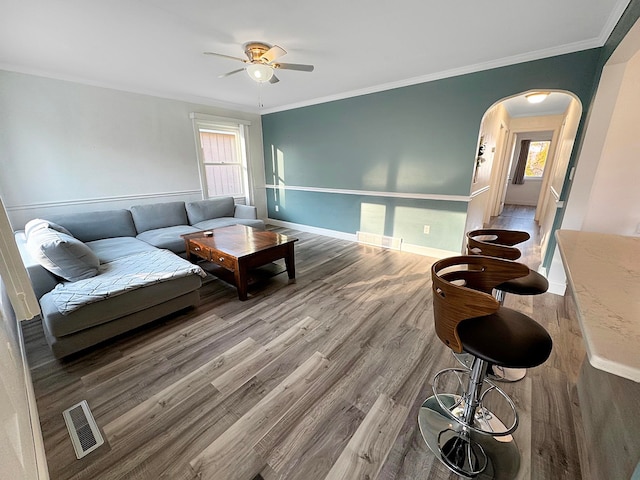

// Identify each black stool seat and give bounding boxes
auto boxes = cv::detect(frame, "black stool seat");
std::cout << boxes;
[496,269,549,296]
[458,306,552,369]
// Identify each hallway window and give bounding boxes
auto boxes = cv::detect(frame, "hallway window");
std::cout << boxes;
[525,141,550,178]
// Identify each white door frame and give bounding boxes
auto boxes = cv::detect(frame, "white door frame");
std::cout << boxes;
[491,123,562,220]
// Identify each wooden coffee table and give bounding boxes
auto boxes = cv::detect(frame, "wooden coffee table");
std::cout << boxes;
[181,225,298,301]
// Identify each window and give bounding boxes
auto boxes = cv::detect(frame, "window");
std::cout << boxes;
[524,141,550,178]
[191,114,251,203]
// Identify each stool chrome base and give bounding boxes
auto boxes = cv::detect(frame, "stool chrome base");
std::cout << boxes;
[419,394,520,479]
[439,428,487,477]
[453,352,527,383]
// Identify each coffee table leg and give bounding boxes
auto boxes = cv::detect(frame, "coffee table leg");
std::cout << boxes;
[234,262,248,301]
[284,245,296,282]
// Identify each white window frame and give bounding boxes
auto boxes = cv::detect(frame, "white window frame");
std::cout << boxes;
[190,113,252,204]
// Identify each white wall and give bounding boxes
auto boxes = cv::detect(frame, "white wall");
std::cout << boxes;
[465,103,509,235]
[0,195,48,480]
[581,51,640,234]
[0,70,267,228]
[0,292,46,480]
[562,20,640,235]
[548,18,640,294]
[539,98,582,262]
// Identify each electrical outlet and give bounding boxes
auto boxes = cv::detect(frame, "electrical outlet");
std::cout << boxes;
[275,205,279,212]
[635,222,640,235]
[423,225,431,234]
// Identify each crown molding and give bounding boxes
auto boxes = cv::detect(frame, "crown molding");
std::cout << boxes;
[261,38,604,115]
[0,64,260,115]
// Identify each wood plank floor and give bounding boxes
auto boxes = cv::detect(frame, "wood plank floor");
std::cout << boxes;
[22,206,587,480]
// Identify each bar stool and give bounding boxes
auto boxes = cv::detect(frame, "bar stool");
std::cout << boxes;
[466,229,549,305]
[419,255,552,478]
[464,229,549,382]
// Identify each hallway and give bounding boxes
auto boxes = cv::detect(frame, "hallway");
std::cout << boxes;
[488,204,542,269]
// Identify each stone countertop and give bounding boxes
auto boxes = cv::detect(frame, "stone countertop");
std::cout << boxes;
[556,229,640,382]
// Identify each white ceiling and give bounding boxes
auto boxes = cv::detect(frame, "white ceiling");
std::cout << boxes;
[502,92,574,118]
[0,0,631,114]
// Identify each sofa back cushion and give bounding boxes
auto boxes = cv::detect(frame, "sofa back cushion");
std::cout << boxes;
[186,197,235,225]
[130,201,188,233]
[46,210,137,242]
[26,228,100,282]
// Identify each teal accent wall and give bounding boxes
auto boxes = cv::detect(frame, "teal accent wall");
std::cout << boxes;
[267,190,467,250]
[262,49,602,252]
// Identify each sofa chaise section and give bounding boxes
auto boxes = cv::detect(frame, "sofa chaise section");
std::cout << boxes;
[39,274,201,358]
[17,208,205,358]
[17,196,265,358]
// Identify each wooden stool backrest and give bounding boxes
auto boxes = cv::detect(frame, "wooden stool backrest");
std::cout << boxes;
[431,255,529,353]
[466,229,530,261]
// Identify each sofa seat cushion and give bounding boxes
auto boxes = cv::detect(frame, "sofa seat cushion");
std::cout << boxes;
[136,225,200,253]
[193,218,266,231]
[87,237,158,263]
[26,227,100,282]
[130,201,189,233]
[186,197,235,224]
[40,274,202,337]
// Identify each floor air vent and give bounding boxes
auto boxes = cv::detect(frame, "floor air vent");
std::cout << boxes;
[62,400,104,459]
[356,231,403,250]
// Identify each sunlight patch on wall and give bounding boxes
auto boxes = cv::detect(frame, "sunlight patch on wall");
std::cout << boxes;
[359,203,386,235]
[392,205,467,249]
[270,145,286,210]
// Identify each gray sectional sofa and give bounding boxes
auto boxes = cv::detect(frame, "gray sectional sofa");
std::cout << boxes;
[15,196,265,358]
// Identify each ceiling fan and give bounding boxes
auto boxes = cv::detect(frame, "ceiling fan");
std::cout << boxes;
[204,42,314,84]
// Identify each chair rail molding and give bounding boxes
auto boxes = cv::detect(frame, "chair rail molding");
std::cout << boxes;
[5,190,203,212]
[263,184,471,203]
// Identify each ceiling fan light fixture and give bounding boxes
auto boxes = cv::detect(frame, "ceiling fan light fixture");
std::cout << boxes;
[246,63,274,83]
[526,92,550,104]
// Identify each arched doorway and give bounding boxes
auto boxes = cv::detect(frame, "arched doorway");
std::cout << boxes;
[465,90,582,264]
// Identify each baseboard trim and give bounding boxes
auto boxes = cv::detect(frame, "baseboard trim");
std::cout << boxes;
[547,281,567,296]
[538,265,567,296]
[266,219,357,241]
[266,218,458,259]
[401,243,460,259]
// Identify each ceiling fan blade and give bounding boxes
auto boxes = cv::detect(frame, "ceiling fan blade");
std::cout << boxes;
[218,68,245,78]
[204,52,246,63]
[261,45,287,63]
[275,63,314,72]
[269,74,280,84]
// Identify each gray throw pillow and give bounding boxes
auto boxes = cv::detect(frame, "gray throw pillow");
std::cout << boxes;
[26,227,100,282]
[25,218,72,239]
